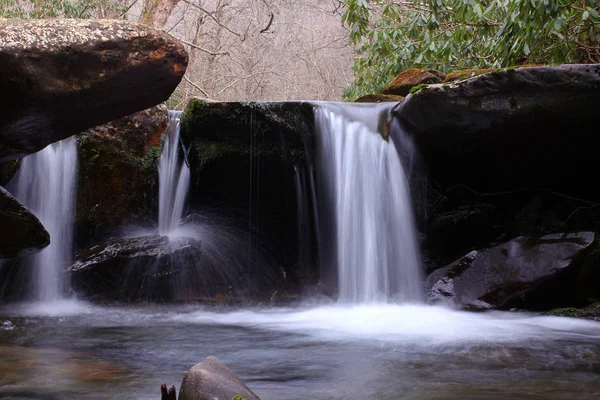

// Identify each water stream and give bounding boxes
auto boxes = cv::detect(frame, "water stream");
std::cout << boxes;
[0,137,78,301]
[158,111,189,236]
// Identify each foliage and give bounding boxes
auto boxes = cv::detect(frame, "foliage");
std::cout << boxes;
[0,0,126,19]
[231,396,247,400]
[341,0,600,99]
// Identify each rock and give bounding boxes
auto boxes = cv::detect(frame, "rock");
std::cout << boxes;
[0,186,49,258]
[442,68,498,83]
[381,68,445,96]
[0,18,187,161]
[76,107,168,244]
[426,232,595,310]
[180,100,318,292]
[395,64,600,200]
[180,99,313,170]
[354,93,404,103]
[179,356,260,400]
[69,235,204,301]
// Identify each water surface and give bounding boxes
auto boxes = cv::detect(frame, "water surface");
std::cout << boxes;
[1,301,599,399]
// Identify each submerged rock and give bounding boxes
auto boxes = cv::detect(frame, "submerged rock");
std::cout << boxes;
[395,64,600,200]
[0,186,49,258]
[0,18,187,161]
[426,232,595,310]
[179,356,260,400]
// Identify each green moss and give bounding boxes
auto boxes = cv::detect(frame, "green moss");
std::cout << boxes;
[232,396,247,400]
[132,145,161,170]
[546,307,583,318]
[409,83,429,94]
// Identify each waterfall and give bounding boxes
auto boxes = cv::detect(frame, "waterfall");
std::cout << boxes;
[158,110,190,235]
[5,137,78,301]
[314,103,423,303]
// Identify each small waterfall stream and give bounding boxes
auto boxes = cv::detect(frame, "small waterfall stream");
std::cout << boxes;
[314,103,423,303]
[158,111,190,235]
[4,137,78,301]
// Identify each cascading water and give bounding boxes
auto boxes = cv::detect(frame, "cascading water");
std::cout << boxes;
[158,110,190,235]
[3,137,78,301]
[314,103,422,303]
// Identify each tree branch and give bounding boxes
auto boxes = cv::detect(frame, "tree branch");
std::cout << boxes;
[180,39,229,56]
[260,13,274,33]
[183,75,211,98]
[180,0,244,39]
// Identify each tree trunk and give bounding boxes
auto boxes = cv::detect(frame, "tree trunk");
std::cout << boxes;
[142,0,180,29]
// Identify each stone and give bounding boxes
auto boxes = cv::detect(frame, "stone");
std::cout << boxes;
[76,107,168,243]
[179,356,260,400]
[0,186,49,258]
[381,68,445,96]
[394,64,600,200]
[69,235,204,301]
[426,232,595,310]
[354,93,404,103]
[442,68,498,83]
[0,18,187,161]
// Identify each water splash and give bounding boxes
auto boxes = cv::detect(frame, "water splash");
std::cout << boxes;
[314,103,422,303]
[158,111,190,235]
[3,137,78,301]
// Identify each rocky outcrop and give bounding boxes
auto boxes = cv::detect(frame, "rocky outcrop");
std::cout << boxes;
[395,64,600,200]
[179,356,260,400]
[381,68,445,96]
[426,232,595,310]
[76,107,168,244]
[0,18,187,161]
[0,186,49,258]
[180,99,313,169]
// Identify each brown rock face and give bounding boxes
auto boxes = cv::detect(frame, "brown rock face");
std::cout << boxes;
[76,107,168,242]
[0,18,187,161]
[381,68,445,96]
[0,186,49,258]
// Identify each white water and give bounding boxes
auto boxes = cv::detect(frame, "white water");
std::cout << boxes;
[158,110,190,235]
[314,103,422,303]
[7,137,78,301]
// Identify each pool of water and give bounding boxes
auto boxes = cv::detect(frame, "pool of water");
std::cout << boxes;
[0,301,599,399]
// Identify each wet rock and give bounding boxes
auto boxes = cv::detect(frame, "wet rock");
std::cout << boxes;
[395,64,600,200]
[179,356,260,400]
[426,232,595,310]
[69,235,203,301]
[76,107,168,244]
[0,186,49,258]
[381,68,445,96]
[0,18,187,161]
[354,93,404,103]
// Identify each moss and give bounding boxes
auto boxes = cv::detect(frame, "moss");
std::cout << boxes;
[132,145,161,170]
[509,97,518,110]
[546,307,583,318]
[409,83,429,94]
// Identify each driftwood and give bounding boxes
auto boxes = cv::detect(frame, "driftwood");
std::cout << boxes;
[161,384,177,400]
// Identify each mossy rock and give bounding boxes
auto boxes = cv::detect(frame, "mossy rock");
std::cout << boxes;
[180,99,314,172]
[443,68,499,83]
[354,93,404,103]
[381,68,446,96]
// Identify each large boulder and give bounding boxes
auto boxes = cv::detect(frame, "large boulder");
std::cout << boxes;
[426,232,596,310]
[179,356,260,400]
[76,107,168,245]
[0,186,49,258]
[395,64,600,200]
[0,18,187,161]
[381,68,445,96]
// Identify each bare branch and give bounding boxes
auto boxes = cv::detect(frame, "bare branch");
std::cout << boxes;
[260,13,274,33]
[183,75,211,98]
[180,39,229,56]
[181,0,244,39]
[119,0,139,18]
